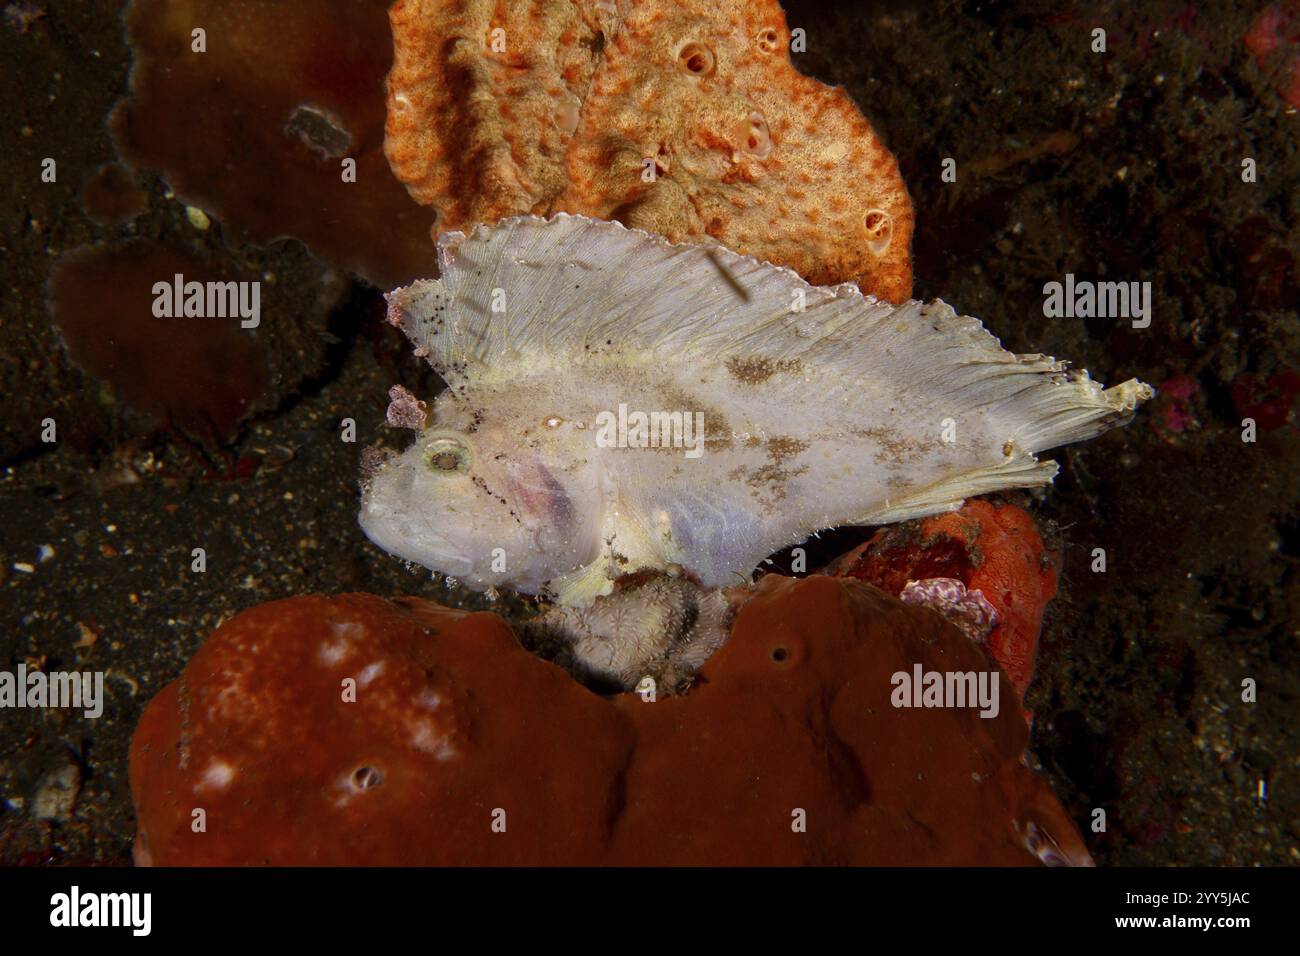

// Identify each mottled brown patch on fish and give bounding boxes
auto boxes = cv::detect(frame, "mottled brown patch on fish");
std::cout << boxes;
[704,429,732,452]
[767,436,809,464]
[745,461,809,513]
[853,425,938,464]
[742,437,811,512]
[726,355,803,385]
[660,387,733,450]
[726,437,812,513]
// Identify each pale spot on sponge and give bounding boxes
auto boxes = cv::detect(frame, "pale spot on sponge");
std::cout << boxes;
[195,759,236,793]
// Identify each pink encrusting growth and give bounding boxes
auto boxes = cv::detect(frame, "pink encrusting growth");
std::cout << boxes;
[1245,2,1300,108]
[1154,373,1198,436]
[384,384,427,430]
[826,500,1059,703]
[901,577,1002,644]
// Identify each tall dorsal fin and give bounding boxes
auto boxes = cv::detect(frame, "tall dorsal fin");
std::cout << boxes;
[387,213,1151,455]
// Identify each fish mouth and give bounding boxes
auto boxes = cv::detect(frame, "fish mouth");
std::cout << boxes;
[356,451,479,577]
[357,501,475,579]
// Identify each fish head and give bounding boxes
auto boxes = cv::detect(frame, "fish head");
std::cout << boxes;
[358,407,603,595]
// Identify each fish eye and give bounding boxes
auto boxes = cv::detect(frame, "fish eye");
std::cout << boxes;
[423,437,471,475]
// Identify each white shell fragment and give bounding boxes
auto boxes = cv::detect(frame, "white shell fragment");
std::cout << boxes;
[359,214,1151,606]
